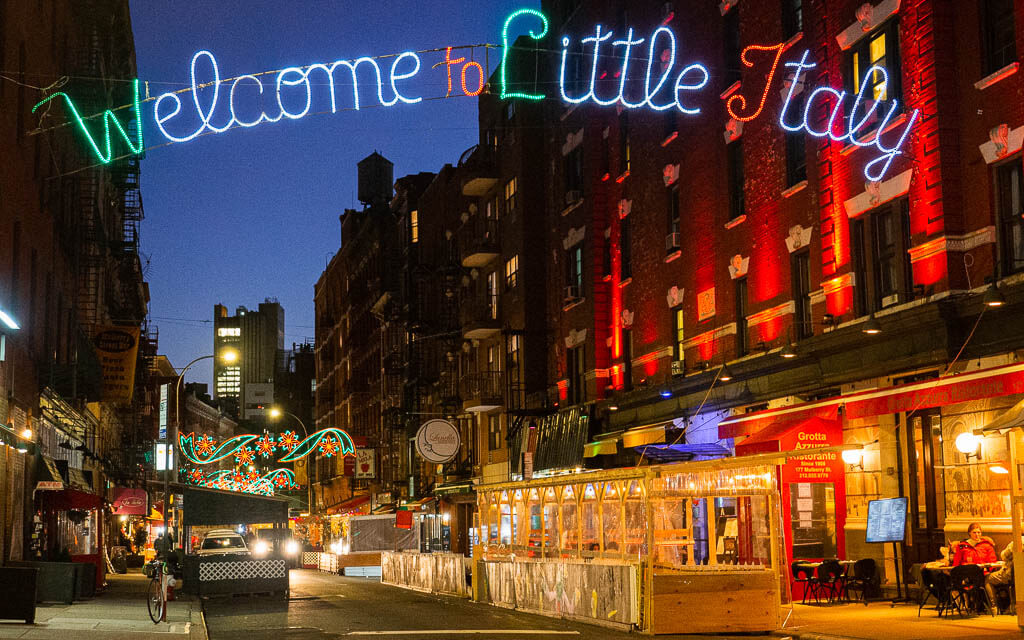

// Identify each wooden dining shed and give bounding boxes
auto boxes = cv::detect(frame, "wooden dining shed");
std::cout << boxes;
[474,451,834,634]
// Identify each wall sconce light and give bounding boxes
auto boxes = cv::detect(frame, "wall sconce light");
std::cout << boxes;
[955,432,982,461]
[841,449,864,470]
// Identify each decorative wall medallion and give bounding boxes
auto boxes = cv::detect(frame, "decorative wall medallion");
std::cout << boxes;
[621,309,634,327]
[618,199,632,218]
[866,179,882,206]
[723,118,744,143]
[991,124,1010,158]
[697,287,716,321]
[666,286,685,308]
[843,169,912,218]
[728,254,749,279]
[565,328,588,348]
[855,3,874,31]
[563,225,586,249]
[979,125,1024,163]
[562,128,584,156]
[663,163,680,186]
[785,225,814,253]
[836,0,900,50]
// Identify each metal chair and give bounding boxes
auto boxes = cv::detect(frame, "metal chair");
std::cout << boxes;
[919,568,955,617]
[949,564,993,617]
[817,559,846,604]
[845,558,876,604]
[791,561,819,604]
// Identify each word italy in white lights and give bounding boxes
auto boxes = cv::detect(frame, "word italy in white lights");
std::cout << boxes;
[154,50,423,143]
[558,25,709,114]
[779,50,919,182]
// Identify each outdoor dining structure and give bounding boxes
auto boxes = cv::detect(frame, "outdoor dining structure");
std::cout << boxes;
[473,451,832,635]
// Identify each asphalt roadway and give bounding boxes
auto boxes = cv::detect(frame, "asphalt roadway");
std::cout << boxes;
[201,569,742,640]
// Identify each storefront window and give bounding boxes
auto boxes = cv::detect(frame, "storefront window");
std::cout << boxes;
[499,500,512,545]
[652,497,690,565]
[581,484,599,551]
[624,480,645,556]
[527,489,543,552]
[789,482,837,559]
[943,409,1012,520]
[560,485,578,552]
[542,487,558,556]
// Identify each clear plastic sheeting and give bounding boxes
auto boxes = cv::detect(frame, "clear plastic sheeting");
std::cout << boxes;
[477,462,779,569]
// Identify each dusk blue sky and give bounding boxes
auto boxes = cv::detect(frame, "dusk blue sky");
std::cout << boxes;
[131,1,536,387]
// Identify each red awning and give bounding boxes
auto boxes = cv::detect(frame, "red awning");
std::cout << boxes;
[326,495,370,515]
[719,361,1024,439]
[42,488,102,511]
[735,416,842,456]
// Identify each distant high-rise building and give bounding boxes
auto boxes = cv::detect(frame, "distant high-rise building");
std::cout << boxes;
[214,300,284,420]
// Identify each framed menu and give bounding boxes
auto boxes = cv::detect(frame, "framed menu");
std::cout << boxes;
[865,497,908,543]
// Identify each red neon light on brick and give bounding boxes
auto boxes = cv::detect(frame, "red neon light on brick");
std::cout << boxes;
[725,43,786,123]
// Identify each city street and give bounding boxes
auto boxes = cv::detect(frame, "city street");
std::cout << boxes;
[203,569,724,640]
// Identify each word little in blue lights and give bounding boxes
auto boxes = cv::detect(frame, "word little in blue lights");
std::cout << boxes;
[779,50,919,182]
[557,24,709,113]
[154,50,422,142]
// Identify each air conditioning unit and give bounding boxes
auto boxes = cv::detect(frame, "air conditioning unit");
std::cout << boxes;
[564,190,582,206]
[564,284,581,303]
[671,360,685,376]
[666,232,681,252]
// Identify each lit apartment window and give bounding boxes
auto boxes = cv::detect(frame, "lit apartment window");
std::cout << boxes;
[981,0,1017,76]
[727,140,746,221]
[487,345,498,372]
[410,210,419,243]
[673,308,685,362]
[995,158,1024,275]
[505,255,519,289]
[217,327,240,337]
[782,0,803,40]
[487,194,500,221]
[847,19,901,118]
[507,334,520,373]
[504,177,518,213]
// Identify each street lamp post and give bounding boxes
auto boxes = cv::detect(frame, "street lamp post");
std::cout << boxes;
[163,350,237,548]
[269,407,312,515]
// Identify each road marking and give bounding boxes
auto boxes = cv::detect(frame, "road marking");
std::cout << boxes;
[346,631,580,636]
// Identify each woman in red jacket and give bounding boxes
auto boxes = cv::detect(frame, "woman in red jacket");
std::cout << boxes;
[952,523,999,566]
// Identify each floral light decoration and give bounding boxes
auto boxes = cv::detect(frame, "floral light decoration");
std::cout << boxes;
[278,430,300,452]
[255,434,277,458]
[179,466,299,496]
[318,435,339,458]
[233,446,255,466]
[195,435,216,457]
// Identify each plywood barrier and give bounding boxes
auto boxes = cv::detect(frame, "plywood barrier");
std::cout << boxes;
[650,569,779,634]
[480,558,637,628]
[381,551,469,598]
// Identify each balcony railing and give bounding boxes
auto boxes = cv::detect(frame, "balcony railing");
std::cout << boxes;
[458,144,498,197]
[460,294,500,340]
[459,215,499,268]
[461,370,503,412]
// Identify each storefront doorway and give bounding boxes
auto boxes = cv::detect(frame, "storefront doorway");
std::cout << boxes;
[903,410,945,567]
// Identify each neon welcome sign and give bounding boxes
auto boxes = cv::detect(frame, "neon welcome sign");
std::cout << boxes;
[36,7,917,182]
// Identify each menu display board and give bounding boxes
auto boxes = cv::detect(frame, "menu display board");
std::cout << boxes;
[865,497,908,543]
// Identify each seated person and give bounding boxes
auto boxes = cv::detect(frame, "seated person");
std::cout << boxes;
[952,522,998,566]
[985,536,1017,614]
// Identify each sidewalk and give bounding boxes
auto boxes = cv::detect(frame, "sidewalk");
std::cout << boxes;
[773,600,1023,640]
[0,571,206,640]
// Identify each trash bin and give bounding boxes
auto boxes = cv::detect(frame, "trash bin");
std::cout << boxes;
[0,566,38,623]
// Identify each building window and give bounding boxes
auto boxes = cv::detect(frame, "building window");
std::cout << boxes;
[723,8,741,86]
[507,334,521,373]
[487,345,498,372]
[727,140,746,220]
[601,130,611,179]
[735,278,748,357]
[565,144,583,199]
[667,184,680,237]
[410,210,419,243]
[792,250,812,339]
[217,327,240,337]
[673,308,685,362]
[487,271,499,319]
[567,345,586,404]
[504,177,518,213]
[622,328,633,391]
[846,19,902,122]
[566,243,584,299]
[782,0,803,40]
[850,199,912,314]
[620,215,632,280]
[618,111,631,176]
[602,231,612,279]
[785,95,807,186]
[488,414,502,450]
[995,158,1024,275]
[487,194,500,221]
[505,255,519,289]
[981,0,1017,76]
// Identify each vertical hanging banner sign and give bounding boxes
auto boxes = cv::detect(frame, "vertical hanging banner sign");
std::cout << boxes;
[159,384,168,439]
[94,326,140,402]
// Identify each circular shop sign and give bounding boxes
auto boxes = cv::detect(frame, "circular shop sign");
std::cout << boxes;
[415,419,460,464]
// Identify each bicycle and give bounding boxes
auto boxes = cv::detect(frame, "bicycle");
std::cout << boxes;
[146,559,172,623]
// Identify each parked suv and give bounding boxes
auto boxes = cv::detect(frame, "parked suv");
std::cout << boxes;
[196,529,250,556]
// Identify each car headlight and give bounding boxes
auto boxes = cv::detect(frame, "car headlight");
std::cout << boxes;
[253,540,269,556]
[285,540,299,555]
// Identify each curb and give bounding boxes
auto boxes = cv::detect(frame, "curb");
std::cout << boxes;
[188,597,209,640]
[773,631,864,640]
